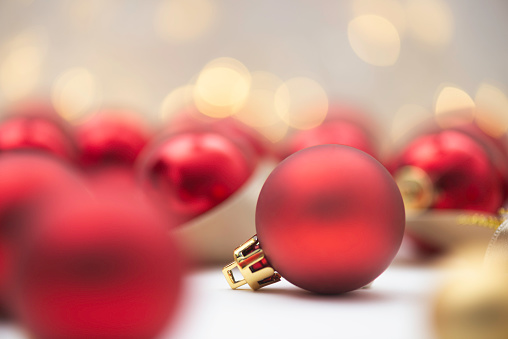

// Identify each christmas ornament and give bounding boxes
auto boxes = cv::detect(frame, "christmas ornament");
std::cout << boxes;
[280,119,377,160]
[454,123,508,203]
[434,262,508,339]
[172,162,274,265]
[0,153,85,310]
[223,145,405,294]
[76,110,150,170]
[11,193,184,339]
[167,111,271,158]
[484,212,508,269]
[0,102,77,161]
[392,129,503,213]
[137,131,256,227]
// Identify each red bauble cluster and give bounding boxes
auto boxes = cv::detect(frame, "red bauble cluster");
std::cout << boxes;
[0,103,192,339]
[0,100,273,337]
[256,145,405,294]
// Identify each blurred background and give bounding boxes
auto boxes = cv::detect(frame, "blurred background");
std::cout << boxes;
[1,0,507,143]
[1,1,508,339]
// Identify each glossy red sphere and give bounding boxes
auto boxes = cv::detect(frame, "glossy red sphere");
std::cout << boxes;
[281,120,377,160]
[393,130,503,213]
[256,145,405,294]
[12,194,184,339]
[138,132,255,226]
[0,153,85,307]
[453,124,508,203]
[168,112,270,158]
[0,113,77,160]
[76,111,150,169]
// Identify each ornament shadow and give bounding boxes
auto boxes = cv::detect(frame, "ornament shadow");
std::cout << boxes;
[234,286,394,303]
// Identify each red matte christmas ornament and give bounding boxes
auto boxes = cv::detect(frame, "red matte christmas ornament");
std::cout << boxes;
[76,110,151,170]
[11,193,184,339]
[223,145,405,294]
[137,131,256,227]
[392,129,503,213]
[0,153,85,309]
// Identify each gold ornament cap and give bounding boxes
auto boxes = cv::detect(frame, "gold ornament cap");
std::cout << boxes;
[222,235,281,290]
[394,166,435,212]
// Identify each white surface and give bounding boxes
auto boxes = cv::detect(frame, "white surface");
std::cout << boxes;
[165,263,444,339]
[0,263,445,339]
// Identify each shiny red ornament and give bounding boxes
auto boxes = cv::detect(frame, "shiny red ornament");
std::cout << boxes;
[167,111,271,159]
[453,123,508,203]
[280,120,377,160]
[11,193,184,339]
[0,153,85,309]
[392,129,503,213]
[137,132,255,226]
[76,110,151,169]
[0,103,77,161]
[255,145,405,294]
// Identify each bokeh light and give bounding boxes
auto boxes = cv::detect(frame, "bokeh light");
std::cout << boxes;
[406,0,454,48]
[154,0,217,43]
[434,85,475,128]
[51,68,101,123]
[234,71,284,128]
[351,0,407,35]
[0,28,47,102]
[348,14,401,67]
[274,77,329,130]
[474,83,508,138]
[160,85,196,122]
[63,0,107,31]
[233,71,289,143]
[193,57,251,118]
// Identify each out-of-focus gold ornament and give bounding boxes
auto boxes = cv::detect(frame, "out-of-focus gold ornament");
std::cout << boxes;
[434,267,508,339]
[434,219,508,339]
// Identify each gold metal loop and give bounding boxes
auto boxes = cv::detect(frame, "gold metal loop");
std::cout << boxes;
[222,235,281,290]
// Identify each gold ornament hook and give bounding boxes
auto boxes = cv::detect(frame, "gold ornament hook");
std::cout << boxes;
[222,235,281,290]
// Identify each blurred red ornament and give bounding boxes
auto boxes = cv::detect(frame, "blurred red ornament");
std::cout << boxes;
[138,132,255,226]
[11,194,184,339]
[453,123,508,203]
[392,129,503,213]
[167,111,271,159]
[224,145,405,294]
[0,102,77,161]
[280,120,377,160]
[0,153,85,309]
[76,110,151,170]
